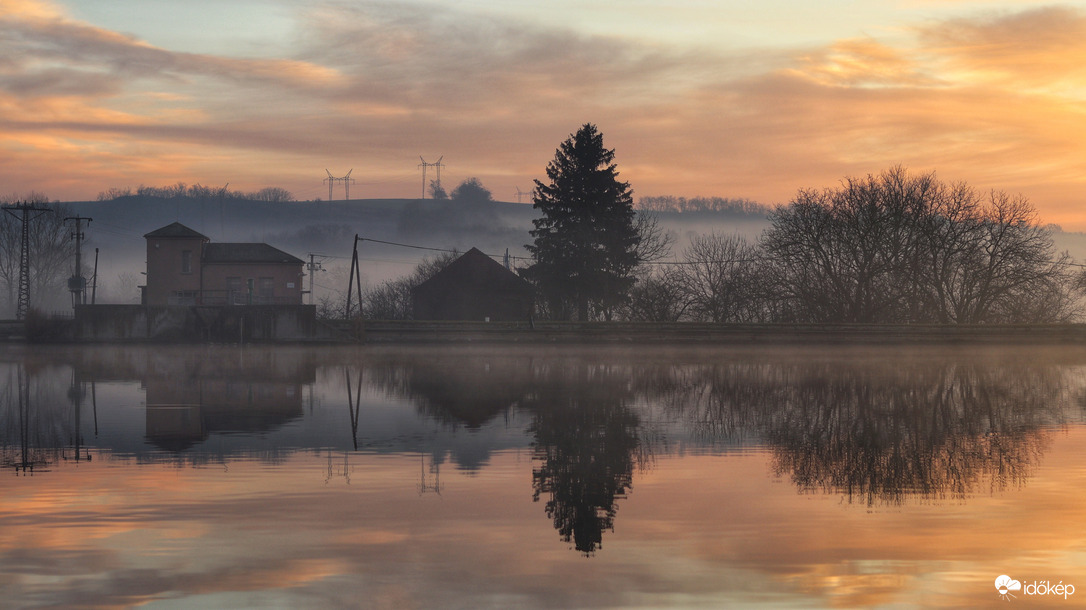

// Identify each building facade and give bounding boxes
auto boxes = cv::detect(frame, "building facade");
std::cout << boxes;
[143,222,305,306]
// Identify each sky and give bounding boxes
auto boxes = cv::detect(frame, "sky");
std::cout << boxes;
[3,0,1086,227]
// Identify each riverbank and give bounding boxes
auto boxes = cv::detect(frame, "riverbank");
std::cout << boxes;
[341,320,1086,345]
[9,315,1086,344]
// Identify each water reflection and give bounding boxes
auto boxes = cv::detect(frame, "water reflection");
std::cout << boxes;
[1,346,1084,549]
[525,363,639,555]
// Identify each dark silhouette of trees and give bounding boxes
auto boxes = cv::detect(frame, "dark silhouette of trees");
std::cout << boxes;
[624,267,687,322]
[361,251,458,319]
[524,124,640,320]
[676,233,765,323]
[429,179,448,200]
[96,183,295,202]
[762,167,1080,323]
[450,177,492,203]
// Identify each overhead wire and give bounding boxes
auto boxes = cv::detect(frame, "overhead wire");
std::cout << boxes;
[353,235,1086,269]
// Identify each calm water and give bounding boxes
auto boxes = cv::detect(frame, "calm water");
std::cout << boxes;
[2,343,1086,608]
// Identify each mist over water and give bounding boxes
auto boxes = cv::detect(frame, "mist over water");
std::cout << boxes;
[3,344,1086,607]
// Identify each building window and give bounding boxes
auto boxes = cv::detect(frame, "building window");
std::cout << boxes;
[258,277,275,298]
[181,250,192,274]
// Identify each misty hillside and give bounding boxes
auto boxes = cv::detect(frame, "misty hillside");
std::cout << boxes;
[64,195,1086,307]
[66,196,771,304]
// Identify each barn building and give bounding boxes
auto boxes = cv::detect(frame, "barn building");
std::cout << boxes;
[411,248,534,321]
[143,222,305,306]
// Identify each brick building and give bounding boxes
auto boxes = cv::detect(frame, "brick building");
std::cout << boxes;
[143,222,305,306]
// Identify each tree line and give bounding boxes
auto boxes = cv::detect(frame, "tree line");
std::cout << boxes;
[633,168,1082,324]
[97,183,295,202]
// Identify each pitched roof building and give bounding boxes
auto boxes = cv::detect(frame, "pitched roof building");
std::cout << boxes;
[143,222,305,306]
[411,248,534,321]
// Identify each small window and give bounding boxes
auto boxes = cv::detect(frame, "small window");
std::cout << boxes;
[258,277,275,298]
[181,250,192,274]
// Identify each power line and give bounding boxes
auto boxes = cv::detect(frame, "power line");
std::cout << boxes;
[352,235,1086,270]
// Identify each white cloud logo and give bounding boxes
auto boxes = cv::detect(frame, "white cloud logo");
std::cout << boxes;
[995,575,1022,600]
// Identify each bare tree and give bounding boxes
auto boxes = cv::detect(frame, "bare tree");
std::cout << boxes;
[362,251,459,319]
[677,233,764,323]
[624,267,687,321]
[761,167,1080,323]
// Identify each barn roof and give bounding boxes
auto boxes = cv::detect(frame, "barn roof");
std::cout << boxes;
[203,243,304,265]
[144,222,208,240]
[412,248,532,297]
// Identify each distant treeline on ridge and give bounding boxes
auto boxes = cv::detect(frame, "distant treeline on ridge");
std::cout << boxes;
[635,195,769,216]
[97,183,295,203]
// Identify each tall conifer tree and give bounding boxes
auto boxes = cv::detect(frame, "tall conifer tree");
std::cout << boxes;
[524,124,640,320]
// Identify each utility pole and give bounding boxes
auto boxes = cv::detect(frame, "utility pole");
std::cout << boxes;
[418,156,444,198]
[3,202,49,319]
[91,248,99,305]
[65,216,92,306]
[345,236,363,319]
[306,253,325,305]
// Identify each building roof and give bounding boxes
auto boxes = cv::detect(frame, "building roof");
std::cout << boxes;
[203,243,304,265]
[412,247,532,297]
[144,222,209,240]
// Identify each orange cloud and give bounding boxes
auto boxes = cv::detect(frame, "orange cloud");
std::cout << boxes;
[2,2,1086,229]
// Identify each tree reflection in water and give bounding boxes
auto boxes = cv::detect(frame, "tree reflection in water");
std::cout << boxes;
[367,355,642,555]
[364,348,1084,548]
[1,346,1083,551]
[637,356,1076,506]
[525,363,639,555]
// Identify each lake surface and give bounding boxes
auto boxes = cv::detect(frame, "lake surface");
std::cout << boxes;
[2,343,1086,608]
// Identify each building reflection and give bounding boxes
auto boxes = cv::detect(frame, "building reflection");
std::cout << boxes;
[144,372,307,451]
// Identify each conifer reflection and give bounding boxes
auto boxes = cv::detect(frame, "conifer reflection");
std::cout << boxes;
[372,355,643,554]
[525,363,639,555]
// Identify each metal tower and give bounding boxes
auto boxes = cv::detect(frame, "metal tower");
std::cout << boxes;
[3,202,49,319]
[65,215,92,306]
[324,169,357,200]
[418,156,444,198]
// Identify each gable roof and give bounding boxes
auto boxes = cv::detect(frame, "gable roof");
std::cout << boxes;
[203,243,304,265]
[144,222,208,240]
[413,247,532,297]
